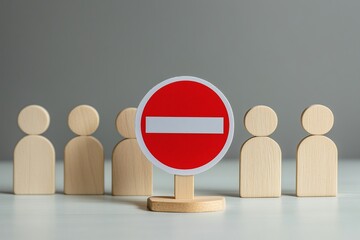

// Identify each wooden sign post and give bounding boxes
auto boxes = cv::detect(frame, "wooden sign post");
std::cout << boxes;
[174,175,194,200]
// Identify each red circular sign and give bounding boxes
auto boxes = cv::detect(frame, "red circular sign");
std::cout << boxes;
[135,76,234,175]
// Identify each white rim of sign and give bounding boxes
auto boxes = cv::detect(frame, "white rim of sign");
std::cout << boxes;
[135,76,235,175]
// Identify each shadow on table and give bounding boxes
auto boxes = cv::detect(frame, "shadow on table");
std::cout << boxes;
[195,188,297,198]
[0,190,13,195]
[1,187,297,199]
[281,189,296,197]
[195,188,239,198]
[0,186,14,194]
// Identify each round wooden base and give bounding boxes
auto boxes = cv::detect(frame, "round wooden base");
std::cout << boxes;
[147,196,225,213]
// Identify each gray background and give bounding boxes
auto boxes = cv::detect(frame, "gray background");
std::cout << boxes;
[1,0,360,160]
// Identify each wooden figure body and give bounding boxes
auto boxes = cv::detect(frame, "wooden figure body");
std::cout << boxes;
[64,105,104,195]
[240,105,281,198]
[296,104,337,197]
[14,105,55,194]
[112,108,152,196]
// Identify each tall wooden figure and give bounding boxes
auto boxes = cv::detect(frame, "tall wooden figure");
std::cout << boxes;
[64,105,104,195]
[296,104,337,197]
[240,105,281,198]
[112,108,153,196]
[14,105,55,194]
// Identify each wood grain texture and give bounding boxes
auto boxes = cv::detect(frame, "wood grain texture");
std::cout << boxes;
[112,139,152,196]
[174,175,194,200]
[116,108,136,139]
[14,135,55,194]
[301,104,334,135]
[240,137,281,197]
[64,136,104,194]
[244,105,278,137]
[296,136,338,197]
[68,105,99,136]
[18,105,50,135]
[147,196,225,213]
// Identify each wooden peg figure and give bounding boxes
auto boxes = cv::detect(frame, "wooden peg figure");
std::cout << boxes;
[296,104,337,197]
[64,105,104,195]
[14,105,55,194]
[112,108,153,196]
[240,105,281,198]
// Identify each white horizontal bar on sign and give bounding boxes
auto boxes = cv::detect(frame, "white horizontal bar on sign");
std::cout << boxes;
[145,117,224,134]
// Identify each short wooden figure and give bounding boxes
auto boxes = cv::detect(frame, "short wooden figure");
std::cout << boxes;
[14,105,55,194]
[64,105,104,195]
[112,108,153,196]
[296,104,337,197]
[240,105,281,198]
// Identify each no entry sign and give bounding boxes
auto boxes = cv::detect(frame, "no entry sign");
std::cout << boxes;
[135,76,234,175]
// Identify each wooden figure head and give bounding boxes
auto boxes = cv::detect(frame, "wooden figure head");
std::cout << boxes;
[68,105,99,136]
[18,105,50,135]
[116,108,136,139]
[244,105,278,137]
[301,104,334,135]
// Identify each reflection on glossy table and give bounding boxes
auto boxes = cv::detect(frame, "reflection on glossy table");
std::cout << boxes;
[0,159,359,240]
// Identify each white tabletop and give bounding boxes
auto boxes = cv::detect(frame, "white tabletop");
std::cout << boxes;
[0,159,359,240]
